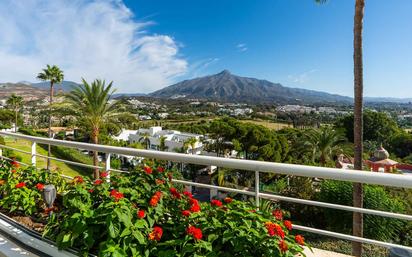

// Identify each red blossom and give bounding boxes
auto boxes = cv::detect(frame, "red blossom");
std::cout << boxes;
[283,220,293,230]
[211,199,223,207]
[265,222,285,239]
[144,166,153,174]
[279,240,288,252]
[88,189,94,193]
[15,182,25,188]
[137,210,146,219]
[148,226,163,241]
[295,235,305,245]
[169,187,181,199]
[224,197,233,203]
[183,191,193,198]
[190,203,201,213]
[272,209,283,220]
[73,176,84,184]
[94,179,103,185]
[100,171,109,178]
[157,166,165,173]
[182,210,191,217]
[36,183,45,190]
[11,169,17,173]
[186,225,203,240]
[11,160,20,168]
[155,179,165,185]
[110,189,124,201]
[149,192,162,207]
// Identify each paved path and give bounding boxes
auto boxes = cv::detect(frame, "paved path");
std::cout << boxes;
[303,247,354,257]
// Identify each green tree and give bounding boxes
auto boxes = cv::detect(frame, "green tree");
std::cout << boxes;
[304,127,346,166]
[37,64,64,170]
[66,79,125,178]
[184,137,198,155]
[159,136,168,151]
[6,94,23,133]
[138,132,151,150]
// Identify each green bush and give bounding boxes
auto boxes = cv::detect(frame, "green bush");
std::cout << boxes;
[317,180,406,242]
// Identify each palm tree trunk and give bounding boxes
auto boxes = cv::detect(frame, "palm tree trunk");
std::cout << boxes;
[92,127,100,179]
[47,81,54,170]
[14,109,18,133]
[352,0,365,256]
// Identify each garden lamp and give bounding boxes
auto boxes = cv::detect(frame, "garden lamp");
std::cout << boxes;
[42,184,56,214]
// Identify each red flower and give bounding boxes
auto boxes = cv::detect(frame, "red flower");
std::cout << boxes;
[11,160,19,168]
[148,226,163,241]
[73,176,84,184]
[157,166,165,173]
[283,220,292,230]
[15,182,25,188]
[100,171,109,178]
[149,192,162,207]
[144,166,153,174]
[137,210,146,219]
[155,179,165,185]
[169,187,181,199]
[11,169,17,173]
[249,209,257,213]
[183,191,193,198]
[88,189,94,193]
[94,179,103,185]
[110,189,124,201]
[189,198,198,205]
[36,183,45,190]
[295,235,305,245]
[224,197,233,203]
[182,210,191,217]
[278,240,288,252]
[265,222,285,239]
[186,225,203,240]
[190,203,201,212]
[272,209,283,220]
[211,199,222,207]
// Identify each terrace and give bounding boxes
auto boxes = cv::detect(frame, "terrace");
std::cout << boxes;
[0,131,412,257]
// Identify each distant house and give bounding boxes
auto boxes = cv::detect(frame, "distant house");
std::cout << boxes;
[113,129,139,141]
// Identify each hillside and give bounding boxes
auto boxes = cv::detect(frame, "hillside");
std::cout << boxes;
[0,83,47,101]
[150,70,352,104]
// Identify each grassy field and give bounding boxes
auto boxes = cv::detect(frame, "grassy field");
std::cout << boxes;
[2,137,89,177]
[239,119,292,130]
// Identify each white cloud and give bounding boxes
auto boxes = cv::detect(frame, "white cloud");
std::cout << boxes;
[0,0,188,93]
[236,43,248,52]
[288,69,318,84]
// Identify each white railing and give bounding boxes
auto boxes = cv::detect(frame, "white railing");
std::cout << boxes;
[0,131,412,251]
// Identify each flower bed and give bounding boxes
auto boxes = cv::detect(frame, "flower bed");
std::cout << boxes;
[0,159,308,256]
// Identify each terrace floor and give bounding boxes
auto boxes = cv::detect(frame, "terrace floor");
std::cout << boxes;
[303,247,353,257]
[0,233,38,257]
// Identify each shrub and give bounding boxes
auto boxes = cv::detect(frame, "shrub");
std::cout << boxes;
[317,180,406,242]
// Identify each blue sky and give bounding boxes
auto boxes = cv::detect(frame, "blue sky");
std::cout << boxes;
[0,0,411,97]
[123,0,412,97]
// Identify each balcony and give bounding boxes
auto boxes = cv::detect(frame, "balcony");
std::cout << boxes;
[0,131,411,257]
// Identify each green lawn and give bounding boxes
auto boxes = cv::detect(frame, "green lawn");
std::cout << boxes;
[2,137,91,177]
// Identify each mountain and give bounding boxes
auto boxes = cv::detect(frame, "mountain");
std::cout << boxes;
[364,97,412,104]
[31,80,79,92]
[0,83,48,101]
[150,70,352,104]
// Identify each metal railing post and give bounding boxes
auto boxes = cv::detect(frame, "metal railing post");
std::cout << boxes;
[31,142,36,167]
[255,170,260,208]
[105,153,111,182]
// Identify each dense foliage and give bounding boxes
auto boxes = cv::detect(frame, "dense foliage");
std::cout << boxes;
[0,159,307,257]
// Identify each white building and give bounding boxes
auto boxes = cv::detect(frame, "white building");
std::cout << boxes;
[128,127,204,154]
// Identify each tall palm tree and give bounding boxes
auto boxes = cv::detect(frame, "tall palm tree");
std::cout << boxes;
[37,65,64,170]
[6,94,23,133]
[316,1,365,255]
[184,137,198,155]
[138,132,151,150]
[304,127,346,167]
[66,79,123,179]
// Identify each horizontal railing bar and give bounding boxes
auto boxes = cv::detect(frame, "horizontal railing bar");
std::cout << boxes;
[259,192,412,221]
[0,156,30,166]
[108,168,131,174]
[293,224,412,251]
[1,131,412,189]
[0,144,32,155]
[35,153,104,170]
[172,179,256,196]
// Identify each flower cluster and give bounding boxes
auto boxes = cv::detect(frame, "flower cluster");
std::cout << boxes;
[110,189,124,201]
[148,226,163,241]
[15,182,26,188]
[211,199,223,207]
[265,221,285,238]
[186,225,203,240]
[170,187,181,199]
[137,209,146,219]
[149,191,162,207]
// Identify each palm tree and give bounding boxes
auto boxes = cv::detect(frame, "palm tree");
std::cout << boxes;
[304,127,346,167]
[66,79,123,179]
[138,132,151,150]
[184,137,198,155]
[316,1,365,255]
[159,136,168,151]
[37,65,64,170]
[6,94,23,133]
